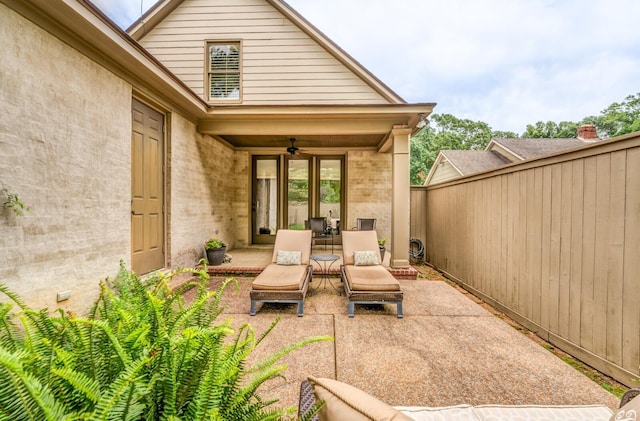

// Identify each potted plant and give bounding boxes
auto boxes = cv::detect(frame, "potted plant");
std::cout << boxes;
[378,237,388,262]
[205,237,227,266]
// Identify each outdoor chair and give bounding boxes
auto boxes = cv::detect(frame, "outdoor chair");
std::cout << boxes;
[249,229,313,317]
[340,230,403,318]
[355,218,376,230]
[298,378,640,420]
[308,217,333,252]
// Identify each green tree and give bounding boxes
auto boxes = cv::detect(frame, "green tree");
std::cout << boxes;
[521,121,580,138]
[491,130,519,139]
[411,92,640,184]
[410,114,500,184]
[430,114,493,150]
[584,92,640,138]
[409,126,436,185]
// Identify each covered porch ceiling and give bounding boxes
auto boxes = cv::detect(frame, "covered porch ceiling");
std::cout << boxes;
[198,103,436,152]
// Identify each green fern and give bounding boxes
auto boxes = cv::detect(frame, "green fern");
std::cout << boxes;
[0,347,69,421]
[0,263,332,420]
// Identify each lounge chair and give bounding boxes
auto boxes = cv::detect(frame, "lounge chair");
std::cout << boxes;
[299,378,640,420]
[249,229,313,317]
[340,230,403,318]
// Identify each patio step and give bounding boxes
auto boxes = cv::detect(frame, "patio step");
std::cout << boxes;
[205,265,418,280]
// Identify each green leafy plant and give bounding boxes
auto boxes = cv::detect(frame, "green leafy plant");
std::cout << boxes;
[378,237,388,248]
[1,181,29,216]
[0,262,329,420]
[205,237,227,250]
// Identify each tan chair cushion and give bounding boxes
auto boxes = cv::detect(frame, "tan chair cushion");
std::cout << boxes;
[395,405,479,419]
[271,230,312,265]
[251,264,308,291]
[343,265,400,292]
[308,376,412,421]
[609,392,640,421]
[342,230,379,266]
[474,404,613,420]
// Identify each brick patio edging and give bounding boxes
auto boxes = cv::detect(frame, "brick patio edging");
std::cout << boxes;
[205,265,418,280]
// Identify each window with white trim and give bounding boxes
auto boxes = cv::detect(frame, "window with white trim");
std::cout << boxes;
[207,42,240,102]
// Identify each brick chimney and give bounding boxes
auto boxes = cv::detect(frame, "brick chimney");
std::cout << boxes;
[577,124,598,141]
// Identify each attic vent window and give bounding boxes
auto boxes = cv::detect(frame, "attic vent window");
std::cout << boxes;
[207,42,240,101]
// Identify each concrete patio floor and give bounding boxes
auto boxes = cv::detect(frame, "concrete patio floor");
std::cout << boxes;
[184,247,620,413]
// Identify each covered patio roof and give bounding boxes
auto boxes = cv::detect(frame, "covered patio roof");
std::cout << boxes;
[199,103,436,151]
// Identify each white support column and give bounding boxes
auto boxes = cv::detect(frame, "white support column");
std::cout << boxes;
[390,127,411,268]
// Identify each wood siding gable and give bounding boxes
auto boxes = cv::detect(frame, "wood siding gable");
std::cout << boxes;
[428,160,463,185]
[486,141,523,162]
[130,0,401,106]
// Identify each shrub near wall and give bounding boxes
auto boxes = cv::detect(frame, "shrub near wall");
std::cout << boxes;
[0,263,328,420]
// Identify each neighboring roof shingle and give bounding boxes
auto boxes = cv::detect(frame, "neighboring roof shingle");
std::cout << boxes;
[441,150,512,175]
[491,138,586,160]
[426,134,602,185]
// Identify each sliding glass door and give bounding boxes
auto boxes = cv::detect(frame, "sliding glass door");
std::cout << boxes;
[252,155,344,244]
[252,157,278,244]
[286,158,310,229]
[318,158,343,239]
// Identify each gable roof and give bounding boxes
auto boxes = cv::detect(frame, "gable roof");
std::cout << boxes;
[127,0,405,104]
[425,137,596,186]
[489,138,586,160]
[423,150,511,185]
[10,0,433,154]
[441,150,512,175]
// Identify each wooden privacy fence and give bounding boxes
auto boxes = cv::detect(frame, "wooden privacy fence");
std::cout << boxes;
[420,132,640,388]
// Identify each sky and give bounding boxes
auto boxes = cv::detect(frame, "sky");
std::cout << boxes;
[94,0,640,134]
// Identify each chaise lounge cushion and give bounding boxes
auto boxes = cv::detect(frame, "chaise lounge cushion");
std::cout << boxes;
[342,230,379,265]
[308,376,411,421]
[343,265,401,292]
[251,264,309,291]
[398,404,614,420]
[609,390,640,421]
[303,378,624,421]
[471,404,614,420]
[270,230,312,265]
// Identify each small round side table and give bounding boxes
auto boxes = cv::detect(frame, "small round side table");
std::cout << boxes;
[310,254,341,295]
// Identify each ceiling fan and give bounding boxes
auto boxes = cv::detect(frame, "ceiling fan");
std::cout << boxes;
[286,138,299,155]
[286,137,311,158]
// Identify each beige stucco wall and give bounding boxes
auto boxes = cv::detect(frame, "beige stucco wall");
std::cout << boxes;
[168,115,241,267]
[0,5,131,312]
[232,151,250,247]
[0,4,243,312]
[346,151,392,241]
